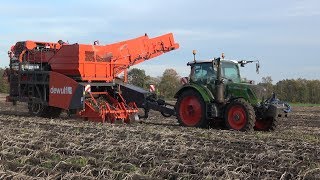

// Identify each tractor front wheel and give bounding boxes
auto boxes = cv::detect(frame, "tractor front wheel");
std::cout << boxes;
[254,117,278,131]
[225,99,255,131]
[176,90,207,128]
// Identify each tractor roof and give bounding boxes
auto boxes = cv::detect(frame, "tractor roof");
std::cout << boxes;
[187,59,238,66]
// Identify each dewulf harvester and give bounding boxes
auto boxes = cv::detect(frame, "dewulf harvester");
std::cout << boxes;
[5,33,179,123]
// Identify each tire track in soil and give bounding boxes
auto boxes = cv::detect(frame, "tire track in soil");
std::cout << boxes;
[0,101,319,179]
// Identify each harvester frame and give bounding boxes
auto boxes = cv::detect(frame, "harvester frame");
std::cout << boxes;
[5,33,179,123]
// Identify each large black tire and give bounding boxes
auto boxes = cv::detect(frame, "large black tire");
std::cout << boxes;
[43,106,62,118]
[225,99,255,131]
[176,90,208,128]
[28,103,62,118]
[28,103,44,116]
[254,117,278,131]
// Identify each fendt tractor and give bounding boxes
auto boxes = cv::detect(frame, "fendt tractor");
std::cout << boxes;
[175,51,290,131]
[4,33,290,131]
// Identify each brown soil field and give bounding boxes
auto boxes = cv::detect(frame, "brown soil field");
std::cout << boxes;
[0,94,319,179]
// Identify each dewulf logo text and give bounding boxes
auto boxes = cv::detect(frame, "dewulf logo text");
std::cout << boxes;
[50,86,72,95]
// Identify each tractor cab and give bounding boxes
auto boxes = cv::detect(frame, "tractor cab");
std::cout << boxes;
[188,60,241,85]
[186,55,263,105]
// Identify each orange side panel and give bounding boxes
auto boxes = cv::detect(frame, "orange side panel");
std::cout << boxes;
[49,71,80,109]
[48,33,179,82]
[49,45,81,76]
[96,64,107,79]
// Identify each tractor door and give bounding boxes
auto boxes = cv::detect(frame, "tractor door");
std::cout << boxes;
[190,62,216,86]
[220,62,241,83]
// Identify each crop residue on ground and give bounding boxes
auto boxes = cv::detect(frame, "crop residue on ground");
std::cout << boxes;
[0,98,319,179]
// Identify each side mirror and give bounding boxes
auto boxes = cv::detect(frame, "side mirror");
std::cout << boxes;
[256,61,260,74]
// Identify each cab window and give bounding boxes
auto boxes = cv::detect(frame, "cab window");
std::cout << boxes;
[190,63,216,83]
[221,62,241,83]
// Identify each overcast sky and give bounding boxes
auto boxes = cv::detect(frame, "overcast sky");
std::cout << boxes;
[0,0,319,83]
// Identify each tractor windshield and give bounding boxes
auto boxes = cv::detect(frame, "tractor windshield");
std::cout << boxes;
[189,61,241,84]
[221,61,241,83]
[190,63,216,83]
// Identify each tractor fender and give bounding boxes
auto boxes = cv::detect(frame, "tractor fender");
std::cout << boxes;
[174,84,214,103]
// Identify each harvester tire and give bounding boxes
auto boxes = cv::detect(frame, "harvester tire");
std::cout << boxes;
[225,99,255,131]
[176,90,208,128]
[28,103,62,118]
[42,106,62,119]
[254,117,278,131]
[28,103,45,116]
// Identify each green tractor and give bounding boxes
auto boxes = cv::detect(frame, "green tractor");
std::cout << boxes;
[174,51,290,131]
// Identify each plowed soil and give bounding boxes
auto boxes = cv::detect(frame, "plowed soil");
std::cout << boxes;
[0,94,319,179]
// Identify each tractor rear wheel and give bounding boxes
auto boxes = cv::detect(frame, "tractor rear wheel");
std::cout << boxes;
[254,117,277,131]
[225,99,255,131]
[176,90,208,128]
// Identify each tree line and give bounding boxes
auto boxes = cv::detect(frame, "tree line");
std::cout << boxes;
[0,68,9,93]
[128,68,180,99]
[259,76,320,104]
[129,69,320,104]
[1,67,320,104]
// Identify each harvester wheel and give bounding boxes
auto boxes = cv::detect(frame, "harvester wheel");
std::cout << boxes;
[43,106,62,118]
[28,103,61,118]
[28,103,44,116]
[176,90,207,128]
[225,99,255,131]
[254,117,278,131]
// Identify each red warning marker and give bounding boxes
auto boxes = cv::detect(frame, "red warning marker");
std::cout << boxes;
[149,84,156,92]
[180,77,188,85]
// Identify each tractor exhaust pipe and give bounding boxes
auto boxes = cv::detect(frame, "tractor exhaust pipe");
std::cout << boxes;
[215,57,225,103]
